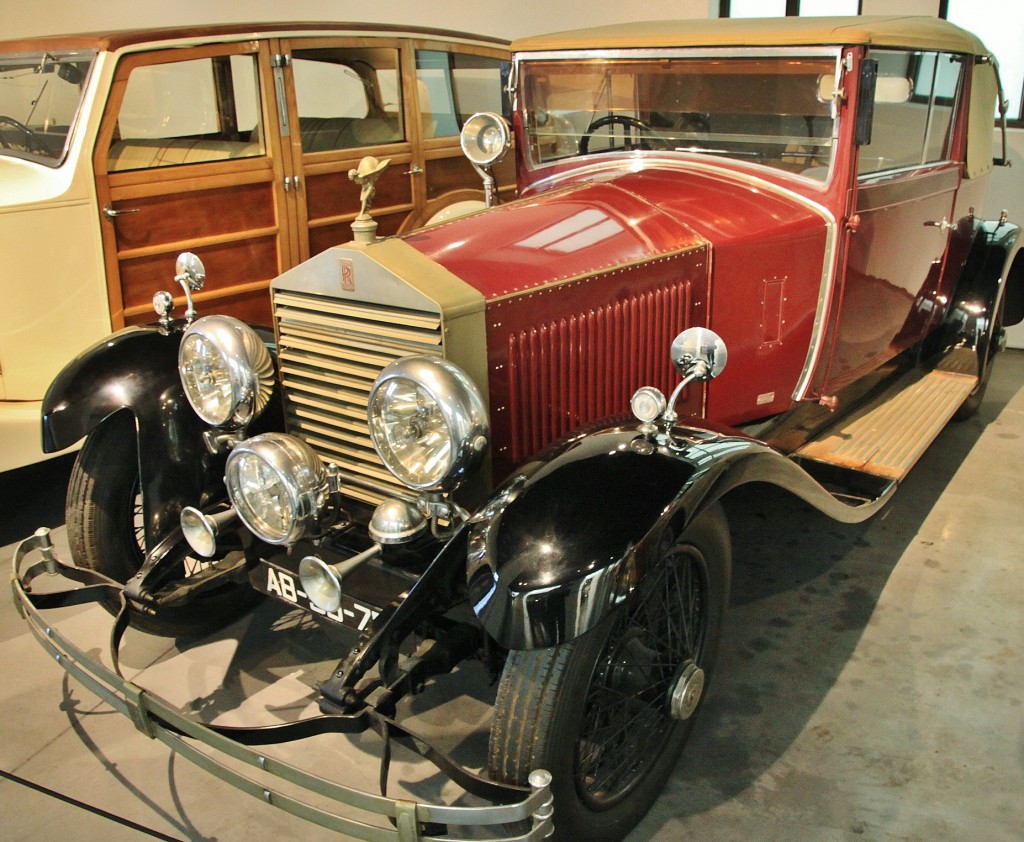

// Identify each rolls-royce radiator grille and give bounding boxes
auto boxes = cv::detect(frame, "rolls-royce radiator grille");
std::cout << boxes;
[505,281,693,464]
[272,289,443,505]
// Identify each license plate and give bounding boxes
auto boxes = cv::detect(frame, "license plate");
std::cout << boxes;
[256,562,381,630]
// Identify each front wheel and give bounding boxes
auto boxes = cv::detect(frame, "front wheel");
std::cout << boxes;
[488,503,730,842]
[66,412,260,637]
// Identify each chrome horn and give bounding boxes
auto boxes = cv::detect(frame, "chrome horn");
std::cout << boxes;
[298,545,382,613]
[180,505,237,558]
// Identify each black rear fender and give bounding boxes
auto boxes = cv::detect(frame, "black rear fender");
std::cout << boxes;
[940,218,1022,366]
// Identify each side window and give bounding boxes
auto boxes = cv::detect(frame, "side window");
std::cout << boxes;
[859,50,964,177]
[291,48,403,152]
[415,50,509,138]
[108,55,263,172]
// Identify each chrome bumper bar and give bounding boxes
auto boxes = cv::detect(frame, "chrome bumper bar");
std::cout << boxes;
[10,528,554,841]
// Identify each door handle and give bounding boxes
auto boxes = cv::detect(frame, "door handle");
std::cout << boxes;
[404,165,424,176]
[102,204,141,219]
[283,175,302,191]
[924,217,954,233]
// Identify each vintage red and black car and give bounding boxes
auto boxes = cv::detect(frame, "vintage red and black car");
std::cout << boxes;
[13,15,1024,842]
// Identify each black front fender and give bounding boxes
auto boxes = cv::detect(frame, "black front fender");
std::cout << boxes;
[468,421,894,651]
[42,322,281,551]
[42,324,219,549]
[43,325,187,453]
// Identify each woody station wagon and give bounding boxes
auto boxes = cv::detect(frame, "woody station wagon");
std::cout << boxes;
[0,22,511,471]
[12,15,1024,842]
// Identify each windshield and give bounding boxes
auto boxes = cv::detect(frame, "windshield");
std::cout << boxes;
[521,52,840,181]
[0,49,97,166]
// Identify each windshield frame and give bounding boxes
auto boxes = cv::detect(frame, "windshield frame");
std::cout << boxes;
[0,48,98,168]
[515,46,845,183]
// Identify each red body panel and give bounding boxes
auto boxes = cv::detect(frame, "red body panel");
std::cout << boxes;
[404,163,831,468]
[404,182,706,300]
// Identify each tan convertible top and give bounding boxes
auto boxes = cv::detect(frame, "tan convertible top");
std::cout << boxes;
[513,15,988,56]
[515,15,998,179]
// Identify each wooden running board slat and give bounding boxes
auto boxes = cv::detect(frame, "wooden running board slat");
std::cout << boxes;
[796,369,977,481]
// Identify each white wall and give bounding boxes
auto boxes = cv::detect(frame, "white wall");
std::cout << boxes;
[6,0,1021,347]
[984,129,1024,348]
[860,0,939,14]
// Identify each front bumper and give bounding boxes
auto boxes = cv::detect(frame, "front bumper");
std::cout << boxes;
[10,528,554,841]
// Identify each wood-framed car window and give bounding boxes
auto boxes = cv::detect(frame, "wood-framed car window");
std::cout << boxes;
[107,50,265,172]
[414,49,509,138]
[289,46,404,153]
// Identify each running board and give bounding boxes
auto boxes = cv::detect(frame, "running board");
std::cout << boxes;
[794,368,977,483]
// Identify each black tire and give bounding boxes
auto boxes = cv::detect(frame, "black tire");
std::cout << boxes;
[488,503,730,842]
[66,412,260,637]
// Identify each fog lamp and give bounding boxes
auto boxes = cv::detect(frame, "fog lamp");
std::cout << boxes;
[225,434,327,545]
[631,386,667,424]
[369,498,428,544]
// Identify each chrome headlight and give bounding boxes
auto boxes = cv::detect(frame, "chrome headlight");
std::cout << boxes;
[460,112,511,168]
[368,356,488,492]
[179,315,274,427]
[224,434,327,545]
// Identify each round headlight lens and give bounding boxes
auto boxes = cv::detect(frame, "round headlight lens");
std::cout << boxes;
[368,357,488,492]
[460,112,511,168]
[224,434,327,545]
[179,316,273,427]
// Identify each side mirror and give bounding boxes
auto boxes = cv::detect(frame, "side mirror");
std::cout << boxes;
[174,252,206,321]
[671,327,728,381]
[631,327,728,430]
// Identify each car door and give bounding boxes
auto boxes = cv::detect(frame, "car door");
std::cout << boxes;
[93,35,511,332]
[94,41,290,328]
[821,49,965,391]
[274,37,415,260]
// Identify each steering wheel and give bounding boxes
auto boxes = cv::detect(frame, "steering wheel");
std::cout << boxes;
[579,114,655,155]
[0,115,49,155]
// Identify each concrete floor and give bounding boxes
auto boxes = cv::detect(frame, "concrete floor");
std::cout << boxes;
[1,350,1022,842]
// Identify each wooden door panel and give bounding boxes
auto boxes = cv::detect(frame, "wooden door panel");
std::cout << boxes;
[108,170,280,325]
[107,177,277,248]
[119,233,278,325]
[95,44,290,329]
[424,152,479,200]
[304,157,412,224]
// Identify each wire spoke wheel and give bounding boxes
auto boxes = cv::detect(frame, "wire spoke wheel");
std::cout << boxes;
[577,549,707,806]
[488,503,730,842]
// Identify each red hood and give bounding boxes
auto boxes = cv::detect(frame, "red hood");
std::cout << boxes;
[402,165,825,299]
